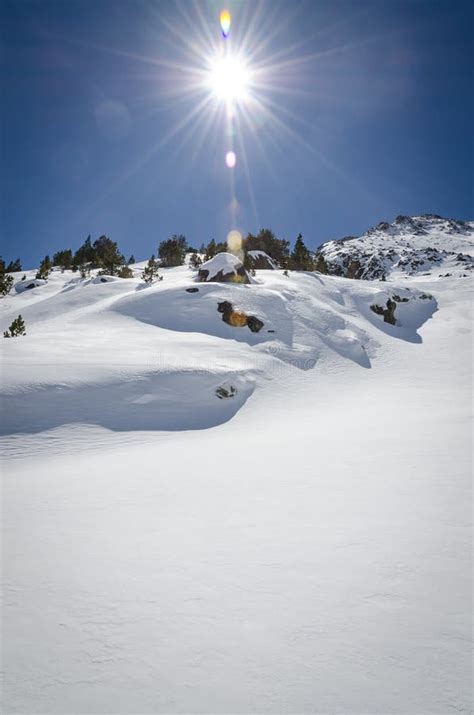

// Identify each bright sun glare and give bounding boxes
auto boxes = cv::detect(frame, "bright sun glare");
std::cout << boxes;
[209,55,250,103]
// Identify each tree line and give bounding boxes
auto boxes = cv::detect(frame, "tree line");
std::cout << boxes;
[1,229,328,297]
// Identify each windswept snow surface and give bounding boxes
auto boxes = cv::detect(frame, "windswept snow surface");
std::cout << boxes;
[1,261,472,714]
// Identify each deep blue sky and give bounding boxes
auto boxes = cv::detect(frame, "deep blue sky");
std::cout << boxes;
[1,0,472,266]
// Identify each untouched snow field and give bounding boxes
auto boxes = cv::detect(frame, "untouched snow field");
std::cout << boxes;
[1,259,472,713]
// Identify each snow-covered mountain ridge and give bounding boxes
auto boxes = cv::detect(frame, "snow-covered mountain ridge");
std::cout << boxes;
[316,213,474,280]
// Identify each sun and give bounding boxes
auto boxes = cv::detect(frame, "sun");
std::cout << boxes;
[208,55,250,103]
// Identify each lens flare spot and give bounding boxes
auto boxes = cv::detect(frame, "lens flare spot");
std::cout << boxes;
[220,9,231,37]
[225,151,236,168]
[227,230,243,253]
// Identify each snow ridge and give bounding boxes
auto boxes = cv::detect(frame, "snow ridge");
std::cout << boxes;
[316,214,474,280]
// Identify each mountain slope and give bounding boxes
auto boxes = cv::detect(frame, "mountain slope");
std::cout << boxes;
[1,239,472,714]
[316,214,474,280]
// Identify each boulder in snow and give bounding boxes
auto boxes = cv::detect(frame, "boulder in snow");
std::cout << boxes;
[91,275,120,284]
[198,253,250,284]
[217,300,265,333]
[246,250,278,270]
[370,298,397,325]
[14,278,47,293]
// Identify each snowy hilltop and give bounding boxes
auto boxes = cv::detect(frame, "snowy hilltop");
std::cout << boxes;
[315,214,474,280]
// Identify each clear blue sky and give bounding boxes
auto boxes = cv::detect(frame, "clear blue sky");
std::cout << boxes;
[1,0,473,266]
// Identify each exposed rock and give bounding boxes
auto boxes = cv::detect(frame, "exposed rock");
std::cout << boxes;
[186,287,199,293]
[246,250,278,270]
[370,298,397,325]
[198,253,250,284]
[217,300,233,314]
[225,311,248,328]
[14,278,47,293]
[215,385,237,399]
[392,294,409,303]
[247,315,265,333]
[217,301,264,333]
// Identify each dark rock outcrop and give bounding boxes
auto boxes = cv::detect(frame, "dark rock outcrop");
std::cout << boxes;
[246,251,278,270]
[370,298,397,325]
[198,253,250,284]
[217,301,264,333]
[216,385,237,399]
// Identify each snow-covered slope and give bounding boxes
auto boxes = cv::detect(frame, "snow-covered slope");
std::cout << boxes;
[1,250,472,713]
[316,214,474,280]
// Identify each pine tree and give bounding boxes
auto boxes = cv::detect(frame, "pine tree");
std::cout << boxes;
[0,257,14,296]
[243,229,290,268]
[4,314,26,338]
[73,236,95,268]
[289,234,314,271]
[158,235,187,267]
[117,265,134,278]
[79,263,90,279]
[0,270,14,296]
[128,255,136,265]
[189,253,202,269]
[205,239,217,261]
[142,254,160,283]
[93,235,125,275]
[53,249,73,271]
[204,238,226,261]
[314,253,328,274]
[36,255,53,280]
[6,258,22,272]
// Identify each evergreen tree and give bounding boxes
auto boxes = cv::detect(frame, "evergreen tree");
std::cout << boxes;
[0,258,14,297]
[79,264,90,279]
[127,254,136,265]
[205,239,217,261]
[288,234,314,271]
[53,249,73,272]
[117,265,134,278]
[243,229,290,268]
[314,253,328,274]
[93,235,125,275]
[36,255,53,279]
[142,254,160,283]
[73,235,95,268]
[189,253,202,269]
[158,235,187,267]
[4,314,26,338]
[6,258,22,272]
[204,238,227,261]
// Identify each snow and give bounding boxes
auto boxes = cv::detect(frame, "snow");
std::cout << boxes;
[1,256,472,713]
[13,277,47,293]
